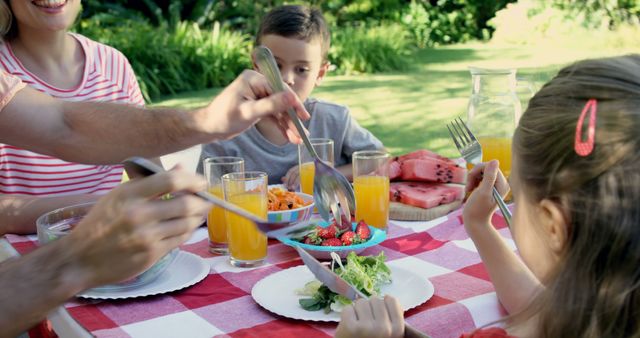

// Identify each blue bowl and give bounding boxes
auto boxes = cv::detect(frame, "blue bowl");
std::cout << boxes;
[267,192,314,225]
[278,221,386,260]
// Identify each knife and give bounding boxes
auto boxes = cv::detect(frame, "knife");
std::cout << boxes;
[294,247,431,338]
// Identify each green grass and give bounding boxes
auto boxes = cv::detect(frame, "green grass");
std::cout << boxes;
[152,42,635,157]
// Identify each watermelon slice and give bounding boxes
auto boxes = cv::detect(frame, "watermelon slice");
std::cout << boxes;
[390,182,464,209]
[389,160,402,180]
[397,149,457,165]
[388,149,467,184]
[400,158,467,184]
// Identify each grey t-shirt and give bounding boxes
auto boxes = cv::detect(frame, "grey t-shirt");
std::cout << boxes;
[197,97,384,184]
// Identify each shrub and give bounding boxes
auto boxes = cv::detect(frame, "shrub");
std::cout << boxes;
[489,0,640,49]
[76,16,250,101]
[552,0,640,28]
[400,0,515,47]
[330,24,412,74]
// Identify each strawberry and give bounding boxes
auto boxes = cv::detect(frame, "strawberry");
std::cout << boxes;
[321,238,343,246]
[318,224,338,239]
[340,231,357,246]
[355,220,371,240]
[298,226,323,245]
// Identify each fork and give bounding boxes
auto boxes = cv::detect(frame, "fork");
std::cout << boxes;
[446,117,512,228]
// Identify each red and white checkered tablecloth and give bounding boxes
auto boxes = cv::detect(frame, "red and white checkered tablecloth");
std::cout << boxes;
[5,208,513,338]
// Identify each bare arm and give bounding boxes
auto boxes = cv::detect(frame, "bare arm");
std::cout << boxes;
[0,194,101,236]
[0,170,211,336]
[0,235,89,337]
[465,220,542,314]
[463,161,543,314]
[0,70,309,164]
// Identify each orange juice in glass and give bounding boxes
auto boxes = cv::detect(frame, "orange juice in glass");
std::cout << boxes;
[222,171,268,268]
[203,157,244,254]
[353,151,390,230]
[207,186,226,243]
[298,138,334,201]
[299,162,316,195]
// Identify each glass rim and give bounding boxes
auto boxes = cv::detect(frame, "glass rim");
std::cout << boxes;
[468,66,516,75]
[221,171,267,181]
[300,138,334,146]
[203,156,244,165]
[352,150,390,160]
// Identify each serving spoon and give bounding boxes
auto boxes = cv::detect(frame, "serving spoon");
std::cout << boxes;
[253,46,355,227]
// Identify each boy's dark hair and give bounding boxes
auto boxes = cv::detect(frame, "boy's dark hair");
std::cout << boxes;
[255,5,330,63]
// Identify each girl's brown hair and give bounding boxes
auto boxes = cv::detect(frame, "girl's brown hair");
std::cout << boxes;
[513,54,640,337]
[0,0,15,39]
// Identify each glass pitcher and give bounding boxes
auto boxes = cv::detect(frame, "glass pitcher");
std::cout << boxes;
[466,67,522,177]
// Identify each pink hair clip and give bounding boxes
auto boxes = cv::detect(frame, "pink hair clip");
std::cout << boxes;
[574,99,597,156]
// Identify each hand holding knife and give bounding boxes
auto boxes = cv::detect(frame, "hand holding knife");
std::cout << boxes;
[295,247,431,338]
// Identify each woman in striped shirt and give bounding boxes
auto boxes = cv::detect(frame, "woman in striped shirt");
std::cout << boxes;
[0,0,150,235]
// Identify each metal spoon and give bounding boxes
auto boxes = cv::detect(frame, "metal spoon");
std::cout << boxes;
[123,157,316,237]
[253,46,355,226]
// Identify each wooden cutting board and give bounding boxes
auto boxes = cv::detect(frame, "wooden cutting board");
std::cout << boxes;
[389,201,462,221]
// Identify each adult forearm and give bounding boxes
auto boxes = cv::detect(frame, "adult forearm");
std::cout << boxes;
[0,195,100,236]
[55,101,213,164]
[465,224,543,314]
[1,86,214,164]
[0,237,88,337]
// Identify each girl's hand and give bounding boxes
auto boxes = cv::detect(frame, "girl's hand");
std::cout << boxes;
[463,160,510,230]
[281,165,300,191]
[335,296,405,338]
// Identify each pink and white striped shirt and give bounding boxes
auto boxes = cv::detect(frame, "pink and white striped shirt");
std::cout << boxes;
[0,33,144,196]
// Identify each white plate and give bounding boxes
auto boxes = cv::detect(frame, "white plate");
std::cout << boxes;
[251,263,434,322]
[77,251,209,300]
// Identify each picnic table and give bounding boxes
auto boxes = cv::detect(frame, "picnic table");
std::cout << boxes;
[2,207,513,338]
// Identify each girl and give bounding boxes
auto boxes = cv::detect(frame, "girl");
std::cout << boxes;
[0,0,146,235]
[335,54,640,337]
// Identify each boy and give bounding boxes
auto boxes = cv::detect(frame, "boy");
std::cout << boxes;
[198,5,384,187]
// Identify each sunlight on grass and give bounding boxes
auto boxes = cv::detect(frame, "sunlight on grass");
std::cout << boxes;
[152,42,635,157]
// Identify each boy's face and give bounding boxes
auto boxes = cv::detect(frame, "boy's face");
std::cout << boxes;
[255,34,328,103]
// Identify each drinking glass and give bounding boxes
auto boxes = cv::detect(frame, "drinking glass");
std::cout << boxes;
[222,171,268,268]
[298,138,334,195]
[467,67,522,177]
[203,157,244,254]
[353,150,390,230]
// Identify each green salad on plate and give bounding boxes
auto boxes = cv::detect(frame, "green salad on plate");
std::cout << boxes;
[296,251,391,314]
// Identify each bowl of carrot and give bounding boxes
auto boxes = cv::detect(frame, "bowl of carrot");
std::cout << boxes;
[267,186,315,225]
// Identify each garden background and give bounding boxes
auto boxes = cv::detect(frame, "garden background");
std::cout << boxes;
[77,0,639,156]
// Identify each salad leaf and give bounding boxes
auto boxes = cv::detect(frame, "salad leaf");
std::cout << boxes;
[298,252,392,313]
[298,285,336,313]
[336,252,391,297]
[296,280,322,296]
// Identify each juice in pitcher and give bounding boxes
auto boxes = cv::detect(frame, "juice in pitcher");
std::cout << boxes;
[207,186,227,245]
[354,175,390,229]
[299,162,315,195]
[225,192,268,266]
[478,137,512,177]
